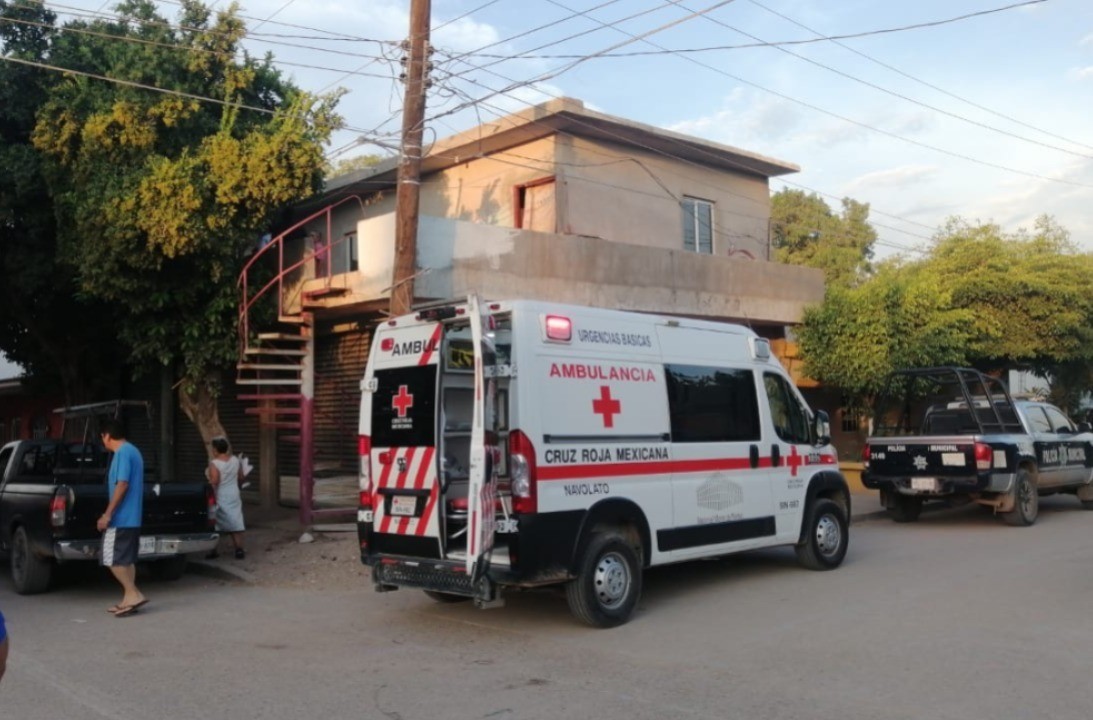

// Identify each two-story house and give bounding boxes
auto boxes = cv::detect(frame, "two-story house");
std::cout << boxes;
[234,97,825,523]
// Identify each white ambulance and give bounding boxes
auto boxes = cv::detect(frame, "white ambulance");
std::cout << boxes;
[357,296,849,627]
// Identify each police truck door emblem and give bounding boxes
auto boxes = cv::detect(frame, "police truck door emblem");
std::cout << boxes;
[592,385,621,428]
[392,385,414,417]
[913,455,928,471]
[397,456,407,473]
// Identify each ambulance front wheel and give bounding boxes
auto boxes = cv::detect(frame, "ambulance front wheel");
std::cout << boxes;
[795,498,848,571]
[565,531,642,628]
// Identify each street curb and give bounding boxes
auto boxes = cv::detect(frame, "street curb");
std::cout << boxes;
[186,558,257,585]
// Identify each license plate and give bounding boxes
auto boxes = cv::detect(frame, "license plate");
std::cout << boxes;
[138,536,157,555]
[390,496,417,517]
[911,477,938,492]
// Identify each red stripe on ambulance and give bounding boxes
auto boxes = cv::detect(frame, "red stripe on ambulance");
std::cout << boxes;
[418,324,443,366]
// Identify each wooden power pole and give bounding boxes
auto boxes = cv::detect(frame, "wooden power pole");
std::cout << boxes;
[390,0,432,317]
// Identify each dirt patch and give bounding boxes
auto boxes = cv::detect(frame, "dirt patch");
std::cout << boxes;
[205,520,370,591]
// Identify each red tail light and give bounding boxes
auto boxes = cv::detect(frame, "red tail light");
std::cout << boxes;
[206,484,217,529]
[509,430,538,514]
[50,489,67,528]
[974,442,992,470]
[358,435,373,510]
[861,444,871,463]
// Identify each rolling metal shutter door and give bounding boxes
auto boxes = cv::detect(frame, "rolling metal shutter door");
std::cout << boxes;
[173,377,262,485]
[314,328,371,475]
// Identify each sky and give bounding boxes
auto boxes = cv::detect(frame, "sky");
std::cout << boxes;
[21,0,1093,262]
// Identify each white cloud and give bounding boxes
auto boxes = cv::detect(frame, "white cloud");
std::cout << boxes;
[842,165,940,194]
[1071,66,1093,80]
[1081,33,1093,47]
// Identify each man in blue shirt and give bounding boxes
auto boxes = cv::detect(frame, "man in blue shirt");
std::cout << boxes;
[97,419,148,617]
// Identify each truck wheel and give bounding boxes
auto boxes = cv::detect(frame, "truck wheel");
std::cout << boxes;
[11,526,53,595]
[565,531,642,628]
[889,495,923,523]
[149,555,188,581]
[1002,469,1038,526]
[795,498,849,570]
[423,590,471,603]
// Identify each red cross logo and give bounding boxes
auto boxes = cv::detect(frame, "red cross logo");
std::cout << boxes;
[592,386,621,428]
[786,445,804,477]
[392,385,414,418]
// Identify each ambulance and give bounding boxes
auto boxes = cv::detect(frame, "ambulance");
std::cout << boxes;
[357,296,849,627]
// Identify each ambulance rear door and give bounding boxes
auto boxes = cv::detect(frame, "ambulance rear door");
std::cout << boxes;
[367,320,445,558]
[465,295,500,585]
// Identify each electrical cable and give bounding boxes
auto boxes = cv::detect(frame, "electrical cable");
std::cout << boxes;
[746,0,1093,154]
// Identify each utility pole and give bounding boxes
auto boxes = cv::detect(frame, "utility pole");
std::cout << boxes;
[390,0,432,317]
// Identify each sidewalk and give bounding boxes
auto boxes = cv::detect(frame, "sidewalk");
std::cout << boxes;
[186,491,889,586]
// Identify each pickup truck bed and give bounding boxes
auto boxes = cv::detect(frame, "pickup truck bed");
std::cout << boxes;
[862,367,1093,525]
[0,439,219,593]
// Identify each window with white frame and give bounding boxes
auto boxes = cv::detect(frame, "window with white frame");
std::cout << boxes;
[681,197,714,254]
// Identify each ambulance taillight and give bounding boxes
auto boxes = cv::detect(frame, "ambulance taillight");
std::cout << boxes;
[358,435,373,510]
[509,430,538,514]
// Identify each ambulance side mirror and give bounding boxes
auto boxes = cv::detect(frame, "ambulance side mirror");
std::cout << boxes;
[813,410,831,446]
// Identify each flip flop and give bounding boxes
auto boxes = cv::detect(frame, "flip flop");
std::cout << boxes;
[113,605,140,618]
[129,599,149,611]
[106,604,124,614]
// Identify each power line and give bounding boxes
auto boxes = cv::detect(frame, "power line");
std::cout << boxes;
[428,0,740,124]
[528,0,1093,190]
[432,0,504,33]
[433,39,944,235]
[250,0,302,34]
[33,1,395,59]
[0,13,398,80]
[153,0,390,44]
[465,0,1049,59]
[656,0,1092,161]
[746,0,1093,155]
[0,52,386,137]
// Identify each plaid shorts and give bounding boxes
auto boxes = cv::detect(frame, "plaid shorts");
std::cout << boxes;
[101,527,140,567]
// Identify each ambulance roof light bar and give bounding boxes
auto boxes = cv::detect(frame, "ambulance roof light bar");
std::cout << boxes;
[544,315,572,342]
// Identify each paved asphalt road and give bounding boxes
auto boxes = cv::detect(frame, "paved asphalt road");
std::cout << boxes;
[3,496,1093,720]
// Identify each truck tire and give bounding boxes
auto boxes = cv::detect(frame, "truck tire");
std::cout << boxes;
[423,590,471,603]
[889,495,923,523]
[1002,469,1038,526]
[565,531,642,628]
[795,498,849,570]
[149,555,188,581]
[11,525,53,595]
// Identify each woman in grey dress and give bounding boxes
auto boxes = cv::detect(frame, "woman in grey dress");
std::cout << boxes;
[206,437,246,559]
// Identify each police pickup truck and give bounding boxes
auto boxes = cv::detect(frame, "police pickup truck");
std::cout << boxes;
[861,367,1093,525]
[0,402,219,594]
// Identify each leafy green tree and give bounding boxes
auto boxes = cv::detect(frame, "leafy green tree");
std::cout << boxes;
[797,262,974,404]
[771,189,877,287]
[926,216,1093,372]
[27,0,341,443]
[797,213,1093,410]
[0,1,123,401]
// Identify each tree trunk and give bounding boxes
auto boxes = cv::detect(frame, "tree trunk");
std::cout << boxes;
[178,372,226,460]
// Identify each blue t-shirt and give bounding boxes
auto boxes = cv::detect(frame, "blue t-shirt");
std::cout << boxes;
[107,442,144,528]
[0,609,7,643]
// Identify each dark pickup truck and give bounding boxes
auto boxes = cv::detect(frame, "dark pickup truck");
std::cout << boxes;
[862,367,1093,525]
[0,437,219,594]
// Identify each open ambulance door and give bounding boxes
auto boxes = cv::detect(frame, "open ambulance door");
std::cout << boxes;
[466,294,500,598]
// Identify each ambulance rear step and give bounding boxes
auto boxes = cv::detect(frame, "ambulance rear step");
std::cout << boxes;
[372,557,474,596]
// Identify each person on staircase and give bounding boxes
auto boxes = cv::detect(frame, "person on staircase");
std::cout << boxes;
[206,436,247,560]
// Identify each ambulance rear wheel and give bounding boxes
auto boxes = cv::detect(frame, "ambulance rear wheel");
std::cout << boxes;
[795,498,848,571]
[423,590,471,603]
[565,531,642,628]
